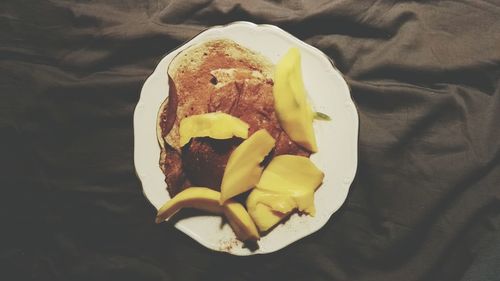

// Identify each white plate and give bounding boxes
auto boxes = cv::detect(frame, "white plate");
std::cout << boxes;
[134,21,358,255]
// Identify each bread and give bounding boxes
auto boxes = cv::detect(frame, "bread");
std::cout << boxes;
[160,39,273,151]
[157,39,308,197]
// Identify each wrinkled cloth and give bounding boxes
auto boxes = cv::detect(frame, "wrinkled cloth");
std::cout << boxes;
[1,1,500,280]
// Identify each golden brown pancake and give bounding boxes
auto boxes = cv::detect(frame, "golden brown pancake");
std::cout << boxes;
[157,39,308,197]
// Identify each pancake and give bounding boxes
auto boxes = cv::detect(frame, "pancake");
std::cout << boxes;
[157,39,308,197]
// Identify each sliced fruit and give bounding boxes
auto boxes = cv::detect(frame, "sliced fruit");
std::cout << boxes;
[257,155,324,214]
[220,129,276,203]
[155,187,223,223]
[155,187,259,241]
[223,201,259,241]
[246,189,288,232]
[273,47,318,152]
[179,112,249,147]
[246,155,324,231]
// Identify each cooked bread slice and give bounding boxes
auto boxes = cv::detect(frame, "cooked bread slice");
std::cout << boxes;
[157,39,308,197]
[163,39,273,152]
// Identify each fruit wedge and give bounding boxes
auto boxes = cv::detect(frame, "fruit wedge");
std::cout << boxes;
[155,187,223,223]
[155,187,259,241]
[223,201,259,241]
[257,155,324,214]
[220,129,276,203]
[246,155,324,231]
[179,112,249,147]
[246,189,288,232]
[273,47,317,152]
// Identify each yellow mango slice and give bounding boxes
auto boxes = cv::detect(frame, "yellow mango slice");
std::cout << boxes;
[273,47,318,152]
[247,189,296,214]
[257,155,324,214]
[179,112,249,147]
[246,189,288,232]
[246,155,324,231]
[220,129,276,203]
[155,187,259,241]
[223,201,259,241]
[155,187,223,223]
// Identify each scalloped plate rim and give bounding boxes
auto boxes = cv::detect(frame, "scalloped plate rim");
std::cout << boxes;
[134,21,359,255]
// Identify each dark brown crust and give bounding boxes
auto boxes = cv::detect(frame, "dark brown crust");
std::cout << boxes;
[159,75,178,138]
[181,137,242,190]
[275,131,310,157]
[160,144,191,195]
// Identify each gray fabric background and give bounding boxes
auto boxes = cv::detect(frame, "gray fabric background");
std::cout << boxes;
[1,1,500,280]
